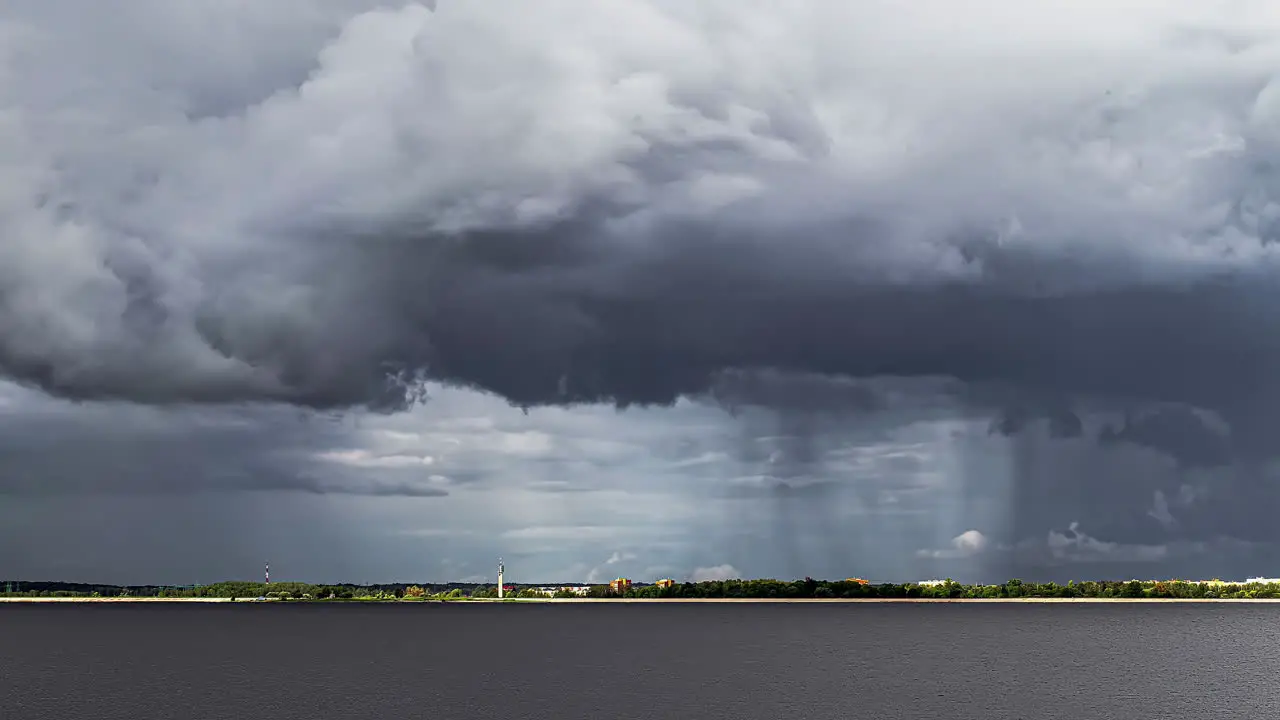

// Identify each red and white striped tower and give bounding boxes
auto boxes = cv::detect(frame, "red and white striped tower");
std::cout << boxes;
[265,562,270,585]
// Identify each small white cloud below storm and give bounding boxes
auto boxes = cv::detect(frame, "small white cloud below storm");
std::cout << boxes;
[916,529,991,560]
[690,564,742,582]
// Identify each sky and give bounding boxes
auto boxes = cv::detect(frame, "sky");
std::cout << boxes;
[5,0,1280,584]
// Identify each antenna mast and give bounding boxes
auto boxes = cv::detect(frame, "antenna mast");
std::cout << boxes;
[497,558,505,599]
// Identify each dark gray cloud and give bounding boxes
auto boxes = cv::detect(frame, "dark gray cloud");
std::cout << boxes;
[1099,406,1233,468]
[6,0,1280,424]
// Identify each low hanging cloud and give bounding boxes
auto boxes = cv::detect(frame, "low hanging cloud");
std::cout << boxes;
[1043,522,1169,564]
[690,564,742,582]
[584,550,641,583]
[915,523,1251,574]
[315,449,438,469]
[1006,521,1260,575]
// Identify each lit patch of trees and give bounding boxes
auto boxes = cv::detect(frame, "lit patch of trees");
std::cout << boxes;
[590,577,1280,600]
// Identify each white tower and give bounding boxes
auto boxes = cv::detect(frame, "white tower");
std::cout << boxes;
[497,558,505,599]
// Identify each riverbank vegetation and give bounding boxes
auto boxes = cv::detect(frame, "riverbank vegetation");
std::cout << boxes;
[609,578,1280,600]
[6,578,1280,601]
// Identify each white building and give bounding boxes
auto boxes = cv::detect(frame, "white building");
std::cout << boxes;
[918,580,947,587]
[1246,577,1280,585]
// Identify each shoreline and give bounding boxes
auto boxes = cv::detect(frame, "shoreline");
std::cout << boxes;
[5,597,1280,604]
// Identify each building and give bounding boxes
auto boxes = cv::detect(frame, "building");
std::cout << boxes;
[1193,578,1280,586]
[655,579,675,589]
[532,585,591,597]
[918,579,947,587]
[845,578,869,585]
[610,578,632,593]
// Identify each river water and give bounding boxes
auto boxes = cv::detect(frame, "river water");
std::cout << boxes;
[4,602,1278,718]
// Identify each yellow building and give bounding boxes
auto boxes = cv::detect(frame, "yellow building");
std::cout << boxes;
[610,578,632,592]
[655,579,675,589]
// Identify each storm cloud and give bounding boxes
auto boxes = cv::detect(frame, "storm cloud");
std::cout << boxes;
[4,0,1280,421]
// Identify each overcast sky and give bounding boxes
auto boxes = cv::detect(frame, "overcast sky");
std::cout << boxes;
[5,0,1280,585]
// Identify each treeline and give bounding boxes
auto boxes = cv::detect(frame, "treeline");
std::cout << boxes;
[0,580,489,600]
[608,578,1280,600]
[7,578,1280,600]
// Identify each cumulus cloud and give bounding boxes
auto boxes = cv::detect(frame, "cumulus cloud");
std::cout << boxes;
[605,551,637,565]
[917,530,991,559]
[690,564,741,582]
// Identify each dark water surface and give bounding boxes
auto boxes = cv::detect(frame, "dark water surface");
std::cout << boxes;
[5,602,1279,718]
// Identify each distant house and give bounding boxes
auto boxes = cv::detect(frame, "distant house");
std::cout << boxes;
[1246,578,1280,585]
[655,579,675,589]
[610,578,632,593]
[845,578,869,585]
[918,580,947,587]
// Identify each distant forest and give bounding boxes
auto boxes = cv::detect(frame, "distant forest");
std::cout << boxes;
[5,578,1280,600]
